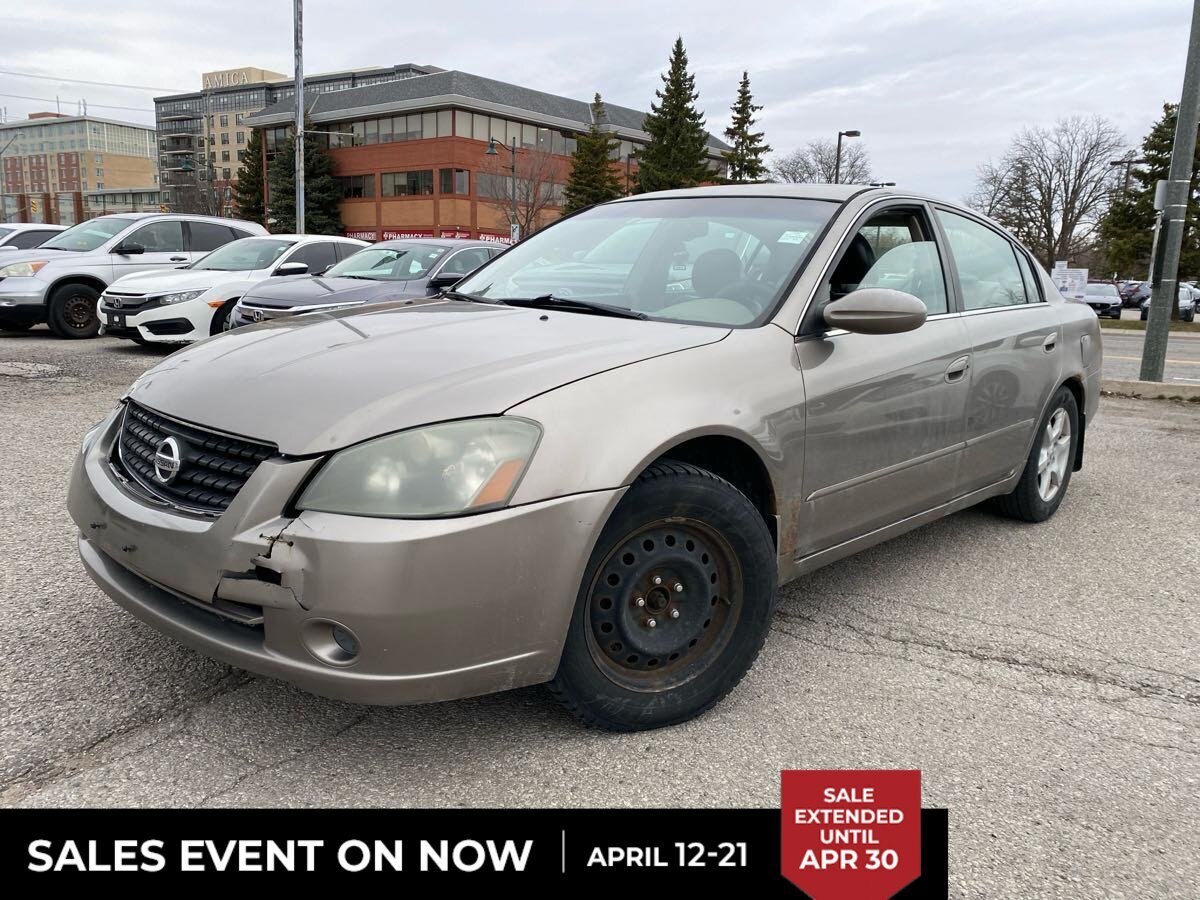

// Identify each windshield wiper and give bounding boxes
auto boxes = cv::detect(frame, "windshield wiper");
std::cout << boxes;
[498,294,647,319]
[333,274,380,280]
[441,289,503,304]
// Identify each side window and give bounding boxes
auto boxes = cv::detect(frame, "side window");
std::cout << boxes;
[9,230,54,249]
[438,248,492,276]
[127,220,183,253]
[335,242,360,261]
[188,222,237,252]
[936,210,1028,310]
[286,242,338,275]
[821,207,948,316]
[1013,248,1043,303]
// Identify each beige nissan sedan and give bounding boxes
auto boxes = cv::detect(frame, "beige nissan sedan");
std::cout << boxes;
[68,185,1101,731]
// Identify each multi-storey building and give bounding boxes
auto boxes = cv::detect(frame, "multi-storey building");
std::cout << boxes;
[244,67,731,242]
[154,65,438,215]
[0,112,157,225]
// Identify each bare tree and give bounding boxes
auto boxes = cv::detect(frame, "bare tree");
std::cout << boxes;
[965,115,1125,267]
[770,138,873,184]
[478,146,564,239]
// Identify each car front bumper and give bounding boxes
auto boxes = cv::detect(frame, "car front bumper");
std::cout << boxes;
[99,297,212,343]
[68,410,623,705]
[0,276,50,308]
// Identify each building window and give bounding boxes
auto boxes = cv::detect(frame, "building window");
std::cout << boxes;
[238,150,247,162]
[381,170,433,197]
[221,150,230,162]
[236,113,245,125]
[437,110,452,137]
[221,133,230,145]
[378,117,392,143]
[364,119,378,145]
[337,174,375,199]
[236,131,244,144]
[439,168,469,195]
[220,115,228,127]
[222,168,231,180]
[95,167,103,177]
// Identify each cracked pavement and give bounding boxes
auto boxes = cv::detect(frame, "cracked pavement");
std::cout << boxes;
[1,328,1197,897]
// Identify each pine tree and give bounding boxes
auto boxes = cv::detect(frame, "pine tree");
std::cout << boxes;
[722,72,770,183]
[231,128,266,225]
[636,37,712,193]
[1095,103,1200,279]
[266,124,343,234]
[563,94,625,213]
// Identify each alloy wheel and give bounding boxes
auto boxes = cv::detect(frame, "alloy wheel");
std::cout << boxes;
[1036,407,1071,502]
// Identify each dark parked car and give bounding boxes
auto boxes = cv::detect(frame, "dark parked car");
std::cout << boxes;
[229,238,501,327]
[0,223,66,252]
[1083,281,1123,318]
[1140,283,1197,322]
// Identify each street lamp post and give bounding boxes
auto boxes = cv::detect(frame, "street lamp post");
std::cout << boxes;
[485,136,519,242]
[834,129,861,184]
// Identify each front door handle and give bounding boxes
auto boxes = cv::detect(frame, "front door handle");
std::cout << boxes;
[169,256,187,262]
[1042,332,1057,352]
[945,355,970,383]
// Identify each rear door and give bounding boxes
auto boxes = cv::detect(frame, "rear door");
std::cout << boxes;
[933,208,1062,494]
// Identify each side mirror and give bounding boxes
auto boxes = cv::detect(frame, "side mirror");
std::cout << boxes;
[115,241,145,255]
[822,288,927,335]
[275,261,309,276]
[427,272,462,291]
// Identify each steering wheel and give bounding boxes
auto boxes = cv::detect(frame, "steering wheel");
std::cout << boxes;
[716,279,775,316]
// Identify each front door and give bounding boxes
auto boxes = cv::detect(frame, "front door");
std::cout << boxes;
[796,202,970,556]
[112,219,189,280]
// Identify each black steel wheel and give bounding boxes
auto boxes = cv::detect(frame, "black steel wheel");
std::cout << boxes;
[550,460,777,731]
[48,283,101,338]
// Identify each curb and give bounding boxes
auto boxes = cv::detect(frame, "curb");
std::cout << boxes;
[1100,327,1200,339]
[1101,378,1200,401]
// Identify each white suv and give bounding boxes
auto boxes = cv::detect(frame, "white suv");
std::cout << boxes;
[0,213,266,338]
[99,234,369,344]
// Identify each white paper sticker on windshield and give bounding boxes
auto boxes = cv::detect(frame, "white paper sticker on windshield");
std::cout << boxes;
[777,231,811,244]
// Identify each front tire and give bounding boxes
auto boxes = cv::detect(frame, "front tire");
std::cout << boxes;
[549,461,777,731]
[210,300,235,335]
[995,386,1078,523]
[47,284,101,338]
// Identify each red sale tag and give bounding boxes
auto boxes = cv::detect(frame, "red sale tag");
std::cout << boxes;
[781,770,921,899]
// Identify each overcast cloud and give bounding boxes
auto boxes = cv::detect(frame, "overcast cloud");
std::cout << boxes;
[1,0,1192,198]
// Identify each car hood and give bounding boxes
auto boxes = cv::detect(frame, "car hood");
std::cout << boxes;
[0,247,84,269]
[107,268,256,294]
[128,300,728,454]
[241,275,416,307]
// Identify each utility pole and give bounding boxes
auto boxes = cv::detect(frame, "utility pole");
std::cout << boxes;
[834,129,860,184]
[1141,0,1200,382]
[293,0,305,234]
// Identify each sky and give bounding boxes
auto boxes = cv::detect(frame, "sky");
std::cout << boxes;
[0,0,1192,199]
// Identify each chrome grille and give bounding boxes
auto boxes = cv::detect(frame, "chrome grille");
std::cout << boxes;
[114,401,275,516]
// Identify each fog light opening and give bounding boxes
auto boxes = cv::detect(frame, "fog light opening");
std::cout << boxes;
[301,619,361,667]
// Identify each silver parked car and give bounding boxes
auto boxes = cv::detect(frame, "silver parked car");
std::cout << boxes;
[0,213,267,337]
[68,185,1101,731]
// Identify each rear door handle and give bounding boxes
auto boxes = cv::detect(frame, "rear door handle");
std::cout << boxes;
[1043,332,1057,352]
[169,256,187,262]
[945,355,970,383]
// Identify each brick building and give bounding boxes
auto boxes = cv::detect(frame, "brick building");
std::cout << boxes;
[243,67,731,242]
[0,112,157,225]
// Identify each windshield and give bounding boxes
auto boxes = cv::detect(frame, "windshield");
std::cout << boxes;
[193,237,295,271]
[40,216,134,252]
[453,197,838,326]
[325,244,448,281]
[1085,283,1119,298]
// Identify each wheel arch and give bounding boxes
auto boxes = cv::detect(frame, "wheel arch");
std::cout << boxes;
[635,431,779,549]
[1060,375,1086,471]
[47,273,108,302]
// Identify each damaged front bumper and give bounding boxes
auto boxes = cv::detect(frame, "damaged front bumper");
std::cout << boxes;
[67,410,623,705]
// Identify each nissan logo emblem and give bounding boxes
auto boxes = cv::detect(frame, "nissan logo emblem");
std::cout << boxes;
[153,436,182,484]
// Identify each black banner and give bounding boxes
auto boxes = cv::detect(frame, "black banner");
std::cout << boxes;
[0,808,947,895]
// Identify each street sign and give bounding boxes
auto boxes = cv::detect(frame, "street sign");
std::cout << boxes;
[510,223,520,243]
[1051,266,1088,301]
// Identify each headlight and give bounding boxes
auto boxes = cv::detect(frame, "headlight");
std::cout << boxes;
[0,260,49,278]
[297,418,541,518]
[158,289,205,306]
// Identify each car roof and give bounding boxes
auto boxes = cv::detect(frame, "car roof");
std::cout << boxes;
[615,183,876,204]
[240,233,367,242]
[2,222,67,232]
[88,211,262,227]
[372,237,496,249]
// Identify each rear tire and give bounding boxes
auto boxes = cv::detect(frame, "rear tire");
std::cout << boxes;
[995,385,1078,523]
[47,284,100,338]
[548,461,777,731]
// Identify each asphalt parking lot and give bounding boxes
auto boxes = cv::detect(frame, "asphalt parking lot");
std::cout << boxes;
[1,326,1197,897]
